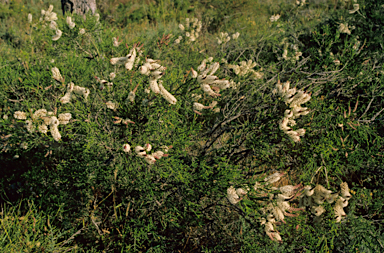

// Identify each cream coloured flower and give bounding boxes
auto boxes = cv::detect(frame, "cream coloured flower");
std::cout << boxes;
[21,142,28,149]
[311,205,325,216]
[227,186,241,204]
[106,101,117,110]
[178,24,185,30]
[340,182,351,200]
[349,4,359,14]
[79,28,86,35]
[264,172,283,184]
[144,154,156,164]
[270,14,281,22]
[25,120,35,133]
[52,29,62,41]
[28,13,32,23]
[73,84,90,101]
[122,144,131,153]
[135,146,146,158]
[38,124,48,134]
[66,16,76,29]
[339,23,351,35]
[32,109,47,120]
[14,111,27,120]
[158,80,177,105]
[232,32,240,40]
[127,91,135,103]
[112,37,120,47]
[51,67,64,82]
[58,113,72,124]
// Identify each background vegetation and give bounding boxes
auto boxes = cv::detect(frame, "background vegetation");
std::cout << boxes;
[1,0,383,251]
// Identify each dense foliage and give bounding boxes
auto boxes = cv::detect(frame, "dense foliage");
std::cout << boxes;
[1,0,383,251]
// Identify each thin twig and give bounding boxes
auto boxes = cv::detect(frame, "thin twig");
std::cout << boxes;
[358,96,375,120]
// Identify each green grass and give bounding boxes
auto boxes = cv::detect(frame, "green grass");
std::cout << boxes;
[0,0,383,251]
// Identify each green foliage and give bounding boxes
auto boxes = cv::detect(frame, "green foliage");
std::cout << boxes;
[0,0,383,251]
[0,200,71,252]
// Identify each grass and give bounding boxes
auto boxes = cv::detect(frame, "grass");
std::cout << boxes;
[0,0,383,251]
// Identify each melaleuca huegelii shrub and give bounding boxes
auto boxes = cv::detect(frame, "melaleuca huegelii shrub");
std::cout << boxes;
[0,0,383,251]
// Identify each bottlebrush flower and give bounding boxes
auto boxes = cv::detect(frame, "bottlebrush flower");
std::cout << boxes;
[158,80,177,105]
[110,56,128,65]
[232,32,240,40]
[38,124,48,134]
[193,102,211,111]
[200,83,221,97]
[178,24,185,30]
[49,116,61,141]
[106,101,117,110]
[340,182,351,200]
[264,172,284,184]
[152,150,167,159]
[125,47,137,70]
[334,197,348,222]
[109,72,116,80]
[339,23,351,35]
[73,84,90,101]
[112,37,120,47]
[66,16,75,29]
[279,118,291,131]
[144,154,156,164]
[28,13,32,23]
[58,113,71,124]
[270,14,280,22]
[227,186,241,204]
[122,144,131,153]
[311,205,325,216]
[127,91,135,103]
[145,143,152,152]
[349,4,359,14]
[135,146,146,158]
[32,109,47,120]
[25,120,35,133]
[52,29,62,41]
[14,111,27,120]
[149,78,161,94]
[51,67,64,82]
[49,21,58,30]
[79,28,86,34]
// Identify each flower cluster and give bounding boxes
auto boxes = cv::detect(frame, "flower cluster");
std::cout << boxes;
[192,57,231,97]
[66,16,76,29]
[216,32,240,45]
[139,59,177,105]
[227,172,305,242]
[270,14,281,22]
[60,82,90,104]
[177,18,202,43]
[39,5,58,23]
[349,0,360,14]
[134,144,170,164]
[112,37,122,47]
[296,0,305,7]
[274,81,311,142]
[110,44,143,70]
[29,7,88,41]
[299,182,352,223]
[278,40,302,63]
[51,67,64,83]
[13,109,71,141]
[95,73,115,90]
[227,186,248,205]
[339,23,354,35]
[226,59,264,80]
